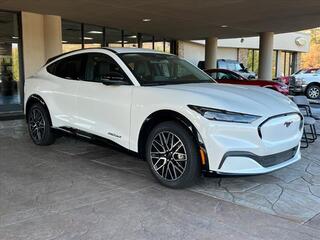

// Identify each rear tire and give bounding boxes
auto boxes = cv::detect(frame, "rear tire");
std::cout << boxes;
[27,102,55,146]
[145,121,200,188]
[306,84,320,99]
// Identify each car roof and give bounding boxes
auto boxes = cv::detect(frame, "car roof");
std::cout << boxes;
[107,47,169,54]
[46,47,171,65]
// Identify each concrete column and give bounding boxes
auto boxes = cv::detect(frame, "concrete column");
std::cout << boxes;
[22,12,46,78]
[258,32,274,80]
[44,15,62,60]
[22,12,62,78]
[205,37,218,69]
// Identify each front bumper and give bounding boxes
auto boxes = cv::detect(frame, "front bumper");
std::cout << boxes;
[289,84,307,94]
[200,112,303,174]
[217,145,300,174]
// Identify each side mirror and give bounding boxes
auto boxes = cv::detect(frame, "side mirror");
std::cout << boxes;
[101,72,129,85]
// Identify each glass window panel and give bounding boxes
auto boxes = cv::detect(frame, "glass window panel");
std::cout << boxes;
[106,28,122,47]
[272,51,277,78]
[62,20,82,53]
[123,31,138,48]
[154,36,165,52]
[0,12,22,110]
[280,51,291,76]
[141,34,153,49]
[84,24,103,48]
[154,42,164,52]
[247,49,259,74]
[54,54,86,80]
[119,53,212,85]
[84,53,129,83]
[164,41,171,53]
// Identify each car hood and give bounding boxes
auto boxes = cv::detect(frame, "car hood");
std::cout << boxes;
[155,83,298,117]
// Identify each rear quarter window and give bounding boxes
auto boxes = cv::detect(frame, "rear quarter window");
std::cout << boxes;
[46,62,56,75]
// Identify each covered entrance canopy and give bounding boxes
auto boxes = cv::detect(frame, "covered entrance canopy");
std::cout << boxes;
[0,0,320,39]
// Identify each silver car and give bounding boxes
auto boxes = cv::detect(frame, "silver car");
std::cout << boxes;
[290,68,320,99]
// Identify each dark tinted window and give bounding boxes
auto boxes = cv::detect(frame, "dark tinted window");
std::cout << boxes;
[215,71,242,80]
[46,63,56,75]
[84,53,128,83]
[47,54,85,80]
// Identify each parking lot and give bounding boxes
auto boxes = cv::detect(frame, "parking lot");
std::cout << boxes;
[0,120,319,240]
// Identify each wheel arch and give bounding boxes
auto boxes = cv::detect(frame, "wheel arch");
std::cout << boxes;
[25,94,52,125]
[137,109,208,170]
[305,82,320,97]
[306,82,320,89]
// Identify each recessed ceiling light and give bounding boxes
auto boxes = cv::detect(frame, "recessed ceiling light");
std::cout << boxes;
[62,40,68,43]
[127,35,137,39]
[117,40,128,43]
[142,18,151,22]
[12,36,19,39]
[88,31,103,34]
[83,37,93,40]
[220,25,228,28]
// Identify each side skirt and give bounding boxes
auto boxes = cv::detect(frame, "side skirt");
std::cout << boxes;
[51,126,139,158]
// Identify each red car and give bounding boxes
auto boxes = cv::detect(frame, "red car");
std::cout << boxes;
[205,68,289,95]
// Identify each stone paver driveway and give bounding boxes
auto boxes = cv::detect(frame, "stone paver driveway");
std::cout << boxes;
[0,120,320,239]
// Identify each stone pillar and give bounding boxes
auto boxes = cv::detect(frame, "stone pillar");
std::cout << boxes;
[22,12,62,78]
[258,32,274,80]
[22,12,46,78]
[205,37,218,69]
[43,15,62,61]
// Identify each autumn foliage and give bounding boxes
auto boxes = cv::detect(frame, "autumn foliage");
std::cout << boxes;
[301,28,320,68]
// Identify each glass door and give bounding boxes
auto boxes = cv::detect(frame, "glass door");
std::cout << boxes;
[0,11,23,114]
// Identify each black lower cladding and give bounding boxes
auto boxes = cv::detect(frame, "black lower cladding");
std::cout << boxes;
[218,146,299,169]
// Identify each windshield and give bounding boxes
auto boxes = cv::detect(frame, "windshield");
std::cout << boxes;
[226,62,243,72]
[119,53,214,86]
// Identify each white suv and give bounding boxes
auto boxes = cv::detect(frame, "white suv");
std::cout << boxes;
[25,48,303,188]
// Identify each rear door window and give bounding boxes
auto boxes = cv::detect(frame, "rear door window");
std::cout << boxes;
[47,54,86,80]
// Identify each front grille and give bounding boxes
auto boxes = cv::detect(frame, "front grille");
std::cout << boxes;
[256,146,298,168]
[257,113,302,141]
[219,146,299,170]
[289,76,296,87]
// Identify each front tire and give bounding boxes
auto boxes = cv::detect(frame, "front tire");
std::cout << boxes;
[306,84,320,99]
[145,121,200,188]
[27,102,55,145]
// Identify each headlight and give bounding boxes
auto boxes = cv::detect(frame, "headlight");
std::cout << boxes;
[188,105,261,123]
[295,78,304,86]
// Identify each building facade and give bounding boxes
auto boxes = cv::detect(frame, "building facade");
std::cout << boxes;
[179,32,310,79]
[0,10,311,117]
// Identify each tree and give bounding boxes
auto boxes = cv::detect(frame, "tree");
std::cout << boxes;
[301,28,320,68]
